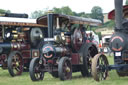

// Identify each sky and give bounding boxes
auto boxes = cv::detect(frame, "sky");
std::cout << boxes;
[0,0,126,15]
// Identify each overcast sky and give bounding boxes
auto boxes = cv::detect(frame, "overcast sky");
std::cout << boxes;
[0,0,126,15]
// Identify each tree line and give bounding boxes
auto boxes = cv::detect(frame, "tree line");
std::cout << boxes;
[0,9,10,14]
[1,0,128,29]
[0,6,104,24]
[31,6,104,23]
[1,0,128,22]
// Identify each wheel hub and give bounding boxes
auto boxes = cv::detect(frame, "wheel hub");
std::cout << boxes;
[66,67,70,72]
[16,62,19,66]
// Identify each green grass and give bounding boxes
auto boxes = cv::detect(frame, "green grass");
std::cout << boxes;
[0,56,128,85]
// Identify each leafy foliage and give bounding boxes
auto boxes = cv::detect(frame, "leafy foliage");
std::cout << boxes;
[53,7,62,14]
[0,9,10,14]
[30,8,49,19]
[99,20,115,29]
[53,6,73,15]
[30,10,44,19]
[61,6,73,15]
[105,20,115,28]
[31,6,89,19]
[126,0,128,5]
[73,12,90,18]
[90,6,104,23]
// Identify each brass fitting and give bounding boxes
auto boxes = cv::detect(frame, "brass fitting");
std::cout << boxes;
[13,34,18,39]
[12,30,17,33]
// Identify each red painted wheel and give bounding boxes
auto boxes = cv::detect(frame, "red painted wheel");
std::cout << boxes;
[29,57,44,81]
[8,51,23,77]
[91,53,109,81]
[58,57,72,80]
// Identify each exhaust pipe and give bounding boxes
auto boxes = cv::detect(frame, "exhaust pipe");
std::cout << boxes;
[114,0,123,30]
[47,14,54,38]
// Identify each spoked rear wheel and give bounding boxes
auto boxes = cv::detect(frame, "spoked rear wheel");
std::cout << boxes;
[8,51,23,77]
[81,49,92,77]
[91,53,109,81]
[58,57,72,80]
[29,57,44,81]
[81,44,98,77]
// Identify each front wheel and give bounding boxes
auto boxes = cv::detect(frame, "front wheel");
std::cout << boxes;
[8,51,23,77]
[91,53,109,81]
[29,57,44,81]
[58,57,72,80]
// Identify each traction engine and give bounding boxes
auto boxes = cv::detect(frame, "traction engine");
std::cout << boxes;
[29,13,101,81]
[91,0,128,81]
[0,13,46,77]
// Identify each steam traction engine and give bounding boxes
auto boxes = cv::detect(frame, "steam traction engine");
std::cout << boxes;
[29,13,101,81]
[91,0,128,81]
[0,13,47,77]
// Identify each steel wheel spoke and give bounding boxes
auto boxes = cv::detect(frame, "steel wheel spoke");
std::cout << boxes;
[13,54,22,75]
[15,67,20,72]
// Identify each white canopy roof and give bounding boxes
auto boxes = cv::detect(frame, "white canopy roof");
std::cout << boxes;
[0,17,36,23]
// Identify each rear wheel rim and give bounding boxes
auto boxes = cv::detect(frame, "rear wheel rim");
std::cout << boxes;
[59,57,72,80]
[87,49,92,75]
[94,54,109,81]
[12,53,23,75]
[63,60,72,79]
[34,64,44,80]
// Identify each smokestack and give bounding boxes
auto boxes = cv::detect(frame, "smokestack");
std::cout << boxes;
[114,0,123,30]
[47,14,54,38]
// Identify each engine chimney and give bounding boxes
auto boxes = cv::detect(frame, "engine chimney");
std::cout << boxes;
[114,0,123,30]
[47,14,54,38]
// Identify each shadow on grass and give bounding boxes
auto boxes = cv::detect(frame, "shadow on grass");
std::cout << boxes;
[0,68,30,78]
[71,72,92,80]
[72,75,83,79]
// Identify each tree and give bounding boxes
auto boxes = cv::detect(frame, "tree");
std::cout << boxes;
[0,9,10,14]
[53,6,73,15]
[31,6,90,19]
[61,6,73,15]
[90,6,104,23]
[106,20,115,28]
[73,12,90,18]
[30,8,49,19]
[31,10,43,19]
[126,0,128,5]
[53,7,62,14]
[77,12,89,18]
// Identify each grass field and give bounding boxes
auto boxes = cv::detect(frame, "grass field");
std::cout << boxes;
[0,56,128,85]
